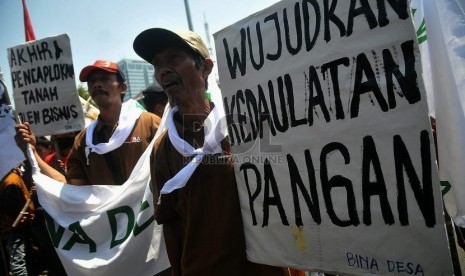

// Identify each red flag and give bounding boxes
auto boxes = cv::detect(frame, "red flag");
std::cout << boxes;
[22,0,36,41]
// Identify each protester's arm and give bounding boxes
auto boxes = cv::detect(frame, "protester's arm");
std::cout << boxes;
[151,140,183,273]
[65,137,91,186]
[15,122,67,183]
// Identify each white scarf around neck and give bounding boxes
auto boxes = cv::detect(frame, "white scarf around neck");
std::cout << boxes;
[158,105,227,199]
[85,99,144,162]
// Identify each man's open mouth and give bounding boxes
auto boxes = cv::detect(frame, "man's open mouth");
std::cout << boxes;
[163,80,180,90]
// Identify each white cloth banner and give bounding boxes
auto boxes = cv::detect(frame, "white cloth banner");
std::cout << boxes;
[29,131,170,275]
[415,0,465,228]
[410,0,434,117]
[214,0,453,274]
[0,80,25,180]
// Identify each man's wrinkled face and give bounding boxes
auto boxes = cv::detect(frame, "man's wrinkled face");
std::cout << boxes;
[152,48,206,106]
[87,70,125,108]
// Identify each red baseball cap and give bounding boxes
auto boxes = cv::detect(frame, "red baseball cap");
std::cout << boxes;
[79,60,125,82]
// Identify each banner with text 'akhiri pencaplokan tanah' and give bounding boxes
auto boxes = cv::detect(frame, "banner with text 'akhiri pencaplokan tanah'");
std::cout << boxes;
[8,34,85,136]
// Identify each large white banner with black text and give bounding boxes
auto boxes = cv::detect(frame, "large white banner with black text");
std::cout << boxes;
[214,0,453,275]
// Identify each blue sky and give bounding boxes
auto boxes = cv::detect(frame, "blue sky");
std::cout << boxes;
[0,0,280,102]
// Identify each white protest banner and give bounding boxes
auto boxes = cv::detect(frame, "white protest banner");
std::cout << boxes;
[0,79,25,180]
[409,0,433,117]
[8,34,85,137]
[214,0,453,275]
[29,134,170,275]
[418,0,465,229]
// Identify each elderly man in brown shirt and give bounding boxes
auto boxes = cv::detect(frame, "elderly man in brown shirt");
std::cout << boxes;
[134,28,290,276]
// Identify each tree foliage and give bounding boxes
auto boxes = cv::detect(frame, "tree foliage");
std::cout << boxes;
[77,85,96,106]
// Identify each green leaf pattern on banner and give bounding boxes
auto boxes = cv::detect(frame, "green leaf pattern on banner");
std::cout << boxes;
[440,181,451,196]
[412,8,428,44]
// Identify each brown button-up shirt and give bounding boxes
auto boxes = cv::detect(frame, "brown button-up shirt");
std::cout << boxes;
[67,112,160,185]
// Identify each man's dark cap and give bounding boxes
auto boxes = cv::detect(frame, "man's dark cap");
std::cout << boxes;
[133,28,210,64]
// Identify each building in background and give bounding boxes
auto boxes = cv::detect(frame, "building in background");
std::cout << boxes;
[117,59,156,102]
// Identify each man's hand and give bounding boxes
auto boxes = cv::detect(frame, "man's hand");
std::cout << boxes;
[15,122,37,152]
[15,123,68,183]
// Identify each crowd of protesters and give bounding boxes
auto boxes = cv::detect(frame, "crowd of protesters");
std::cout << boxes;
[6,27,313,276]
[0,160,67,275]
